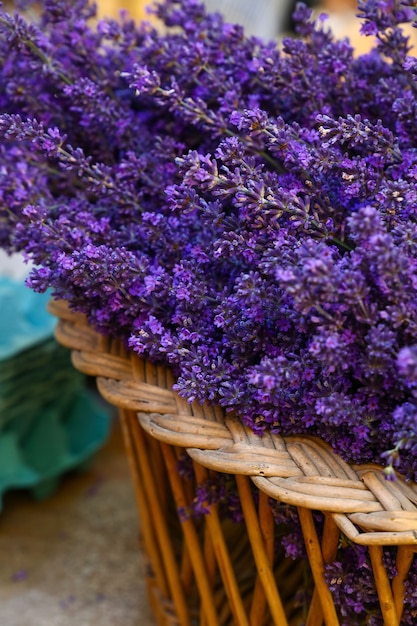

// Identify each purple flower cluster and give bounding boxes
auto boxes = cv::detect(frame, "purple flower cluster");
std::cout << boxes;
[325,543,399,625]
[1,0,417,476]
[2,2,417,619]
[177,455,245,523]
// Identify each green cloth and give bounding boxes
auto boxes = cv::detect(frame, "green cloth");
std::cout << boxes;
[0,278,111,507]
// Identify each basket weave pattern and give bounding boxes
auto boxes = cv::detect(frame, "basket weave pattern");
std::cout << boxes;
[49,300,417,626]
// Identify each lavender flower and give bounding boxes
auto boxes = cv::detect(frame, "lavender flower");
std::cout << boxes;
[2,1,417,620]
[1,0,417,468]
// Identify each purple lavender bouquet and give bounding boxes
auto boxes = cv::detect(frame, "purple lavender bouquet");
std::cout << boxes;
[1,1,417,621]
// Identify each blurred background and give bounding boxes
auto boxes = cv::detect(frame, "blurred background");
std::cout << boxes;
[96,0,359,42]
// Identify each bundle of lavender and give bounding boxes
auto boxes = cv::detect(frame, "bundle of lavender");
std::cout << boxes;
[1,2,417,621]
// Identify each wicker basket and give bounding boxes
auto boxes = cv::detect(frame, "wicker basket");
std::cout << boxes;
[48,300,417,626]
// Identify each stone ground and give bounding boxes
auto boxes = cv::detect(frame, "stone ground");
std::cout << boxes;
[0,413,156,626]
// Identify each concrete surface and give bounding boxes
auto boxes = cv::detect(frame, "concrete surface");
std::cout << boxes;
[0,414,156,626]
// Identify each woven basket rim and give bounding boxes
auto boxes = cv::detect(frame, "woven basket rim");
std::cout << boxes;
[48,298,417,545]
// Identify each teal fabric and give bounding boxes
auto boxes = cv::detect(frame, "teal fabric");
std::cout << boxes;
[0,277,56,360]
[0,389,111,505]
[0,279,111,507]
